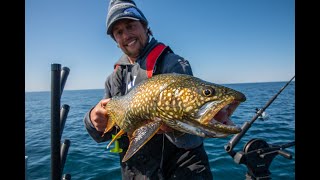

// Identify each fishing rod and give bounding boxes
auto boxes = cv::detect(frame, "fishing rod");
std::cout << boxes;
[224,75,295,179]
[225,75,295,155]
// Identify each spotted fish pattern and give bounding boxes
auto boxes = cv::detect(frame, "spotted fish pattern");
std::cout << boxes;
[104,73,246,162]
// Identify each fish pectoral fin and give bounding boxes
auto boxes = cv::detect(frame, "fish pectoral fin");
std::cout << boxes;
[106,129,125,149]
[105,119,116,133]
[101,119,116,137]
[122,121,162,162]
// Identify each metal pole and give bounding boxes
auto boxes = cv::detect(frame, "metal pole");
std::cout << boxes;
[51,63,61,180]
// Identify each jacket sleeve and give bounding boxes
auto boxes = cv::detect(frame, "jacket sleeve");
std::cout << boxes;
[83,74,115,143]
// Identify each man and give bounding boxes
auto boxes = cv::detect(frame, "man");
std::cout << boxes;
[83,0,213,179]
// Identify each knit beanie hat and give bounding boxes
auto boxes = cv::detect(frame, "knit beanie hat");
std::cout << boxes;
[106,0,148,35]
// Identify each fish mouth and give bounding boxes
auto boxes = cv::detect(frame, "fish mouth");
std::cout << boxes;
[196,98,243,137]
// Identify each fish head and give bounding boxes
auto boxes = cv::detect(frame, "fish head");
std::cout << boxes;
[159,75,246,138]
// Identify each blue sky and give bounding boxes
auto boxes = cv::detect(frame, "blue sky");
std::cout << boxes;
[25,0,295,92]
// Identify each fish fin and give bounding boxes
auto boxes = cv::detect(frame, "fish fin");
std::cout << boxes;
[105,119,116,133]
[101,119,116,137]
[106,129,125,149]
[122,121,162,162]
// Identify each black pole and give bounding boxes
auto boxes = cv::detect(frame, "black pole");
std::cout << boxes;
[225,75,295,155]
[51,63,62,180]
[60,67,70,96]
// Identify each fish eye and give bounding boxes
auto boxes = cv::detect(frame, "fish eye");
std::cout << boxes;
[203,87,215,97]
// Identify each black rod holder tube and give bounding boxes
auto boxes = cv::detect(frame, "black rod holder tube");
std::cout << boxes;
[60,67,70,97]
[60,104,70,137]
[51,63,62,180]
[225,75,295,154]
[61,139,71,173]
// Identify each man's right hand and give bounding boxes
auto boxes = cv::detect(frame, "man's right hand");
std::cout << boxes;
[90,98,111,132]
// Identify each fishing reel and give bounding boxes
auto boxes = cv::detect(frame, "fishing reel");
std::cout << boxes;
[232,138,295,180]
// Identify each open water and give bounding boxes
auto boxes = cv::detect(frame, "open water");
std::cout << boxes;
[25,81,295,180]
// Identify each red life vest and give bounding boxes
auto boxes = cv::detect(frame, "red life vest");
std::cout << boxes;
[145,43,168,78]
[114,43,170,78]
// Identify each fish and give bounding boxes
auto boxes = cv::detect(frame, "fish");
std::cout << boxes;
[103,73,246,162]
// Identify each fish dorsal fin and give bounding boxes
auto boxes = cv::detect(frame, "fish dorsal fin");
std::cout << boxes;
[122,121,162,162]
[106,129,125,149]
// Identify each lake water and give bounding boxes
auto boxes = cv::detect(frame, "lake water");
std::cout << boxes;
[25,81,295,179]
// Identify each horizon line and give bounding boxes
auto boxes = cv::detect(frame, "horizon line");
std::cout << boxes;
[25,79,295,93]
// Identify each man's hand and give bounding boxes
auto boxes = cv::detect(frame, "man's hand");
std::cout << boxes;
[90,99,111,132]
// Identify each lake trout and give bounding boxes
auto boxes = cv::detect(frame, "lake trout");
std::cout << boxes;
[103,73,246,162]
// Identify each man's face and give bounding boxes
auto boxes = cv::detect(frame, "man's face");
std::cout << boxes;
[112,19,148,60]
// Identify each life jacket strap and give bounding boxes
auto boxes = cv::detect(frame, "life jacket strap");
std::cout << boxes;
[114,43,169,78]
[146,43,167,78]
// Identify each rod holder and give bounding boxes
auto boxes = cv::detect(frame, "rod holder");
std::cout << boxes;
[61,139,71,173]
[60,67,70,97]
[60,104,70,137]
[51,63,72,179]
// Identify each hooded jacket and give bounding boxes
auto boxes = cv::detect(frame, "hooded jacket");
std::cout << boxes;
[83,37,204,155]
